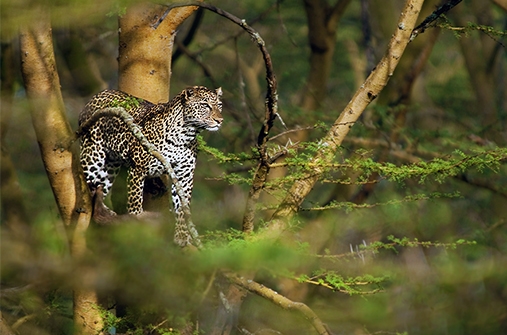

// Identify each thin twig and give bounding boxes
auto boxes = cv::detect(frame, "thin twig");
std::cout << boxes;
[410,0,463,40]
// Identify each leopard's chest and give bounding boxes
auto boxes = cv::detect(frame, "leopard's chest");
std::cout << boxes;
[137,125,198,176]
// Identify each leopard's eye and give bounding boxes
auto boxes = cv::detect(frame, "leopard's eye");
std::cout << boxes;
[200,102,211,111]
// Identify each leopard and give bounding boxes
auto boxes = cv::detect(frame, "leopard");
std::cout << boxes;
[79,86,223,246]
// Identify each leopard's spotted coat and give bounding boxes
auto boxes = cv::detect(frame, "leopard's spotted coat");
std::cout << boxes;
[79,86,223,246]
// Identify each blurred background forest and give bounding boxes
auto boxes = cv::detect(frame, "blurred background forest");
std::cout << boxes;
[1,0,507,334]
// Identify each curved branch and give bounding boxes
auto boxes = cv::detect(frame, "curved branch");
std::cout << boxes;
[157,2,281,232]
[158,2,279,151]
[224,271,331,335]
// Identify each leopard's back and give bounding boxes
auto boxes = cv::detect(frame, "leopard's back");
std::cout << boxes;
[79,89,156,126]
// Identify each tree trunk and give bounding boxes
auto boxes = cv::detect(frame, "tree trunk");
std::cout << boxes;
[19,13,102,335]
[118,2,198,102]
[301,0,352,111]
[117,2,198,213]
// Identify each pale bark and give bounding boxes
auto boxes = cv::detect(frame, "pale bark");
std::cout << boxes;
[224,271,331,335]
[118,2,198,102]
[19,13,102,335]
[268,0,425,232]
[351,0,441,205]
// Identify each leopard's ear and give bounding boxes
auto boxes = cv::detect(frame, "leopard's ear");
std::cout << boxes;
[184,87,195,101]
[215,87,222,98]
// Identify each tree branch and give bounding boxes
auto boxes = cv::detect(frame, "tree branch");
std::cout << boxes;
[159,1,279,149]
[268,0,425,230]
[223,271,331,335]
[19,11,102,335]
[410,0,463,40]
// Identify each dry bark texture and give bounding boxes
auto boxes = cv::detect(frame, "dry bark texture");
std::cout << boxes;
[118,2,198,102]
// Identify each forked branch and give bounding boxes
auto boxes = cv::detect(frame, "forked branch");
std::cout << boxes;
[157,1,280,152]
[269,0,425,224]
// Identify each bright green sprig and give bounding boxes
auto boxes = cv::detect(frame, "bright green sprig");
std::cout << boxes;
[197,136,257,164]
[312,237,476,263]
[110,96,142,109]
[438,17,507,40]
[301,191,462,212]
[294,271,388,295]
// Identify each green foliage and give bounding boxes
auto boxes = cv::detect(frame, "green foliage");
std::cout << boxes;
[110,96,143,110]
[295,271,388,295]
[438,15,507,40]
[301,191,462,213]
[198,135,257,164]
[3,1,507,334]
[97,304,197,335]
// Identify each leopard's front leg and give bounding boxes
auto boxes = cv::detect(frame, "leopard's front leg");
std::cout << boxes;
[170,157,197,247]
[126,166,147,215]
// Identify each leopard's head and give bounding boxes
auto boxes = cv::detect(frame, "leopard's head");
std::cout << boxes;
[182,86,223,131]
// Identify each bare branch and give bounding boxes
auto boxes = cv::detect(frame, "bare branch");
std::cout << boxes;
[158,2,279,150]
[157,2,282,233]
[224,271,331,335]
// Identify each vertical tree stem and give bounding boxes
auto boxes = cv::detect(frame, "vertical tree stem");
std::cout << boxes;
[19,13,102,335]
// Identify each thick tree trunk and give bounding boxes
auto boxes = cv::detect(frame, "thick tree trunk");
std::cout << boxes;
[118,2,198,102]
[19,14,102,335]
